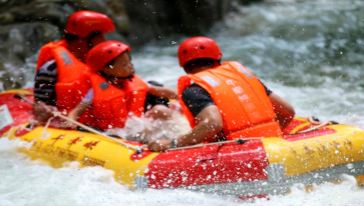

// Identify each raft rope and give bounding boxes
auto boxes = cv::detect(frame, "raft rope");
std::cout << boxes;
[296,116,338,134]
[167,137,262,151]
[168,117,340,151]
[14,94,144,153]
[296,121,331,134]
[41,116,54,139]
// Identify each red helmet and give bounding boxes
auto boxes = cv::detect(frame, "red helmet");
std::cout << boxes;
[178,36,222,67]
[65,10,115,38]
[86,40,131,72]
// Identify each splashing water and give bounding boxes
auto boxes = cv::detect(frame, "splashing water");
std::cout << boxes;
[106,109,190,143]
[1,0,364,205]
[1,138,364,206]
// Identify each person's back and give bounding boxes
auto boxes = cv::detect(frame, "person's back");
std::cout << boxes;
[148,36,295,152]
[33,11,115,123]
[178,60,282,139]
[35,40,91,111]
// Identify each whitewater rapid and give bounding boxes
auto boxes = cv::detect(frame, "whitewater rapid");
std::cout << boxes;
[1,0,364,205]
[1,138,363,206]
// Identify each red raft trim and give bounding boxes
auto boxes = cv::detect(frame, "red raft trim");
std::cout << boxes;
[146,140,268,189]
[0,93,34,136]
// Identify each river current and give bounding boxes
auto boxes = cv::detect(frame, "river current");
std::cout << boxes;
[1,0,364,205]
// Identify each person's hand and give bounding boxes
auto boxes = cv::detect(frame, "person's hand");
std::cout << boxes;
[37,101,58,113]
[148,138,172,152]
[169,101,183,113]
[145,105,172,120]
[49,117,77,130]
[33,103,57,123]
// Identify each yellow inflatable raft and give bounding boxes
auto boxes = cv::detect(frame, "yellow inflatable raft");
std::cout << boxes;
[1,89,364,196]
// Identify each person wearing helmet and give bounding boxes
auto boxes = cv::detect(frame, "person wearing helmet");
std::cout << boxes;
[66,40,177,135]
[148,36,295,152]
[33,10,115,124]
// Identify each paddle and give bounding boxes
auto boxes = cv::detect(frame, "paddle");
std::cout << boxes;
[14,94,145,153]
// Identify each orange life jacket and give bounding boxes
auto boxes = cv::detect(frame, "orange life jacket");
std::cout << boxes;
[178,61,282,139]
[37,40,66,69]
[36,40,90,112]
[82,74,148,130]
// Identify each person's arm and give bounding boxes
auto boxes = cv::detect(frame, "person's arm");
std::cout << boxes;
[174,105,223,146]
[67,89,93,120]
[32,101,57,124]
[34,60,57,106]
[148,105,223,152]
[46,89,93,129]
[55,100,91,129]
[259,80,295,129]
[269,93,295,129]
[147,85,177,100]
[67,102,90,120]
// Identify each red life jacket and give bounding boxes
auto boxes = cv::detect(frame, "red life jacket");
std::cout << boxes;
[178,61,282,139]
[36,40,90,112]
[82,74,148,130]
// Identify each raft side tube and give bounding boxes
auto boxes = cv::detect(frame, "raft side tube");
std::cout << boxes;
[263,124,364,176]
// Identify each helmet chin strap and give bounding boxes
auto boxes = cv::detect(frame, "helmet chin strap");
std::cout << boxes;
[124,74,135,81]
[99,71,135,85]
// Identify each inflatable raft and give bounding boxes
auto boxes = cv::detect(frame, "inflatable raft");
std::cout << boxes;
[1,89,364,197]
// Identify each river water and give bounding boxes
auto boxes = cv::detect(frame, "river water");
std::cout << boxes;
[1,0,364,205]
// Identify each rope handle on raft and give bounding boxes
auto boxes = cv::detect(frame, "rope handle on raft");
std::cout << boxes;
[13,94,145,154]
[167,116,341,151]
[167,137,262,151]
[167,117,341,151]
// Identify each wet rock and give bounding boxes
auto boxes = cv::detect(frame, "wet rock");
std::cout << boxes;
[0,71,24,91]
[0,22,59,64]
[123,0,234,44]
[0,1,70,26]
[0,0,262,89]
[0,23,59,89]
[239,0,264,5]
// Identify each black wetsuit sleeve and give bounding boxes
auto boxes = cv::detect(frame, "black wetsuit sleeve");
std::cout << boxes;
[34,60,57,106]
[144,80,169,110]
[182,84,215,117]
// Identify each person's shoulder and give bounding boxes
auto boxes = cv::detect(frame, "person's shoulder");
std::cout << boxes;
[183,84,206,94]
[182,83,211,101]
[224,61,256,77]
[182,83,215,116]
[38,60,57,73]
[40,40,66,50]
[258,80,273,96]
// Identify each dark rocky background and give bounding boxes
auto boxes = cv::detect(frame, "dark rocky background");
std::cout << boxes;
[0,0,261,89]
